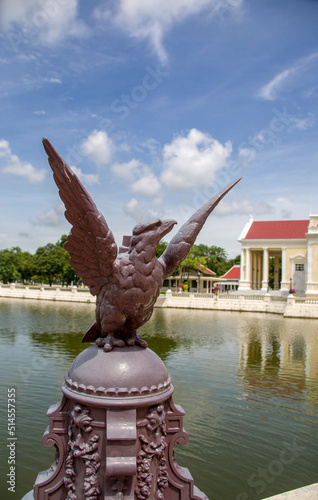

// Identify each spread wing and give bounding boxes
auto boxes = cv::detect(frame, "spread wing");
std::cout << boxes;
[159,178,241,278]
[43,138,118,295]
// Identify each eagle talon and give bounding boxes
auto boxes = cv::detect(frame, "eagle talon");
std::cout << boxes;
[135,335,148,348]
[102,336,125,351]
[113,338,125,347]
[96,337,106,347]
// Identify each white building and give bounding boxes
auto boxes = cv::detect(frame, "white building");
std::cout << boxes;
[238,214,318,297]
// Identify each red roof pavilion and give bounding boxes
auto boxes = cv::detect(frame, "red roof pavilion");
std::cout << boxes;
[244,220,309,240]
[220,265,240,280]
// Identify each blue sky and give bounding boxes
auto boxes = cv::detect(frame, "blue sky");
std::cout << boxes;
[0,0,318,258]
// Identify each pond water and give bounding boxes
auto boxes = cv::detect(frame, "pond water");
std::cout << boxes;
[0,298,317,500]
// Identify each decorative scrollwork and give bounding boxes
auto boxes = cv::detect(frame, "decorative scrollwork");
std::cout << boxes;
[135,404,168,500]
[64,404,101,500]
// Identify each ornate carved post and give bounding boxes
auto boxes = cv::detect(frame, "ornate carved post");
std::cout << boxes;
[22,345,208,500]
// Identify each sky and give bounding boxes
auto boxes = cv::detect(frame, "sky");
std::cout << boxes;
[0,0,318,258]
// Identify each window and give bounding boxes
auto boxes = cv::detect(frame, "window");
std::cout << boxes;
[295,263,305,272]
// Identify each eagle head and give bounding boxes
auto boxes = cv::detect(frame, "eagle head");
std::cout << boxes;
[126,217,176,256]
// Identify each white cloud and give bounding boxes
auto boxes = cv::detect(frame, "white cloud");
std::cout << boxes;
[33,110,46,116]
[258,52,318,100]
[123,197,139,217]
[288,113,315,131]
[161,128,232,191]
[215,199,273,217]
[238,147,256,162]
[31,204,64,227]
[111,159,140,183]
[70,166,99,186]
[0,0,87,45]
[0,139,11,157]
[0,138,46,183]
[123,197,163,221]
[131,172,161,197]
[112,158,161,197]
[43,77,62,84]
[301,86,318,99]
[95,0,243,63]
[80,130,114,167]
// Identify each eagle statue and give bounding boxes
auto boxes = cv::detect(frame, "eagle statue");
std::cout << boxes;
[43,138,241,352]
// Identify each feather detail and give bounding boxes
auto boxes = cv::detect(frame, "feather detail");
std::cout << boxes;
[43,138,117,294]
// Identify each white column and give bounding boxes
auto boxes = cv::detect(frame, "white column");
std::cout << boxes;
[252,252,256,289]
[240,247,245,281]
[246,248,251,286]
[280,247,288,290]
[238,247,252,290]
[306,242,313,295]
[261,248,269,291]
[257,254,262,289]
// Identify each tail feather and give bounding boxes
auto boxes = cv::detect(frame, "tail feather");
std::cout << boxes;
[82,322,100,343]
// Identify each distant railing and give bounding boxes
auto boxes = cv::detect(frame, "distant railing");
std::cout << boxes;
[168,292,291,303]
[195,293,214,299]
[242,295,264,301]
[219,294,240,300]
[297,297,318,304]
[171,292,215,298]
[0,283,90,292]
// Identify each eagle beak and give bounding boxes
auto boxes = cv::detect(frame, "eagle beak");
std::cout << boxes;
[160,219,177,239]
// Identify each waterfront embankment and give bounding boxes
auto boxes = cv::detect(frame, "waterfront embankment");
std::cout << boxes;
[158,290,318,319]
[262,482,318,499]
[2,284,318,318]
[0,283,96,303]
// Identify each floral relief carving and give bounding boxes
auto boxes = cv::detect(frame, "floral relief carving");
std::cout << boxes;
[110,477,128,500]
[64,405,101,500]
[135,404,168,500]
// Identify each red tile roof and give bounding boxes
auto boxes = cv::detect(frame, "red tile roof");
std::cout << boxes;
[220,265,240,280]
[196,264,216,275]
[244,220,309,240]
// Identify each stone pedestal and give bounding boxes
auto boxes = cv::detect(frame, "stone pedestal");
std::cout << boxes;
[24,346,208,500]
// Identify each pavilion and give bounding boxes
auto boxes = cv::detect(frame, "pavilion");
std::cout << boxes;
[163,264,221,293]
[237,214,318,297]
[216,265,240,292]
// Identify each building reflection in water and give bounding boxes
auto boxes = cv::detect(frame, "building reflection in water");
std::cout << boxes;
[237,319,318,409]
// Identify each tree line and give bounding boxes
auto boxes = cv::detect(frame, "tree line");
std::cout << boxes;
[0,235,76,286]
[0,236,240,286]
[157,242,240,276]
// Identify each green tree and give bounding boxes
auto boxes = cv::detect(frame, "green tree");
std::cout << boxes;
[34,242,68,285]
[196,245,228,276]
[0,248,22,282]
[16,250,36,282]
[176,244,229,276]
[177,247,207,280]
[156,240,168,258]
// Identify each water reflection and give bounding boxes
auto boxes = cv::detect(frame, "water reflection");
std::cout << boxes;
[237,317,318,410]
[0,300,317,500]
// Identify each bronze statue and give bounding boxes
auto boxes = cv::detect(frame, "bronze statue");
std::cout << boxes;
[43,138,240,352]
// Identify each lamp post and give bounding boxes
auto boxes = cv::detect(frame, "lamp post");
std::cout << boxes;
[197,270,201,293]
[289,277,293,294]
